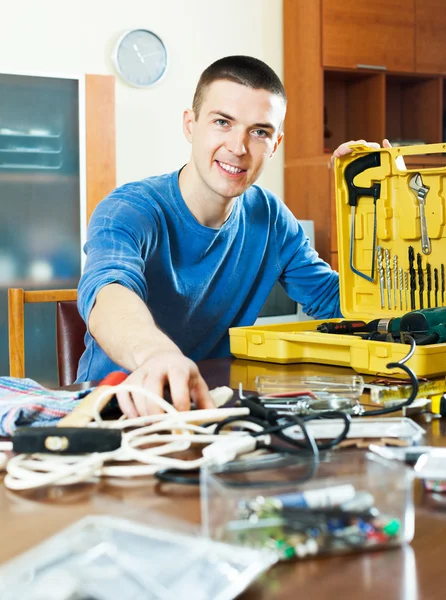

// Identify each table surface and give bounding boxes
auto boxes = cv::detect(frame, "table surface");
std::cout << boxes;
[1,357,446,599]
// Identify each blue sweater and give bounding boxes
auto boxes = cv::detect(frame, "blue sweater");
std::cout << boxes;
[76,170,341,381]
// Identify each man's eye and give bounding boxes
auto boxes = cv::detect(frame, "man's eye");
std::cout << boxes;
[215,119,229,126]
[253,129,268,138]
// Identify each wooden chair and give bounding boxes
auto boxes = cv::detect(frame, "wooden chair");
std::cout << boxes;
[8,288,87,386]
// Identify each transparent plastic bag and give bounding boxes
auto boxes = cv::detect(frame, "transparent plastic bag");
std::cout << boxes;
[0,515,277,600]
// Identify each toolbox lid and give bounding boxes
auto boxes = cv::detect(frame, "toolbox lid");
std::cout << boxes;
[334,142,446,320]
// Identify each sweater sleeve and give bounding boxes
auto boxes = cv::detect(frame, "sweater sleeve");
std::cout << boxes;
[275,202,342,319]
[77,188,157,328]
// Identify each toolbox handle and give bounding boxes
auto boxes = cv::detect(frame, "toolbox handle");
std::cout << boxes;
[279,333,354,346]
[390,142,446,162]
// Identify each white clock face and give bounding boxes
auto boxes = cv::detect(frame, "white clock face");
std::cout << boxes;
[114,29,167,88]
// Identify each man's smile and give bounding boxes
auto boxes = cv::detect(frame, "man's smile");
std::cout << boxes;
[215,160,247,178]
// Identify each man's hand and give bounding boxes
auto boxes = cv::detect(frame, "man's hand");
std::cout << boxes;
[332,138,392,160]
[116,351,216,417]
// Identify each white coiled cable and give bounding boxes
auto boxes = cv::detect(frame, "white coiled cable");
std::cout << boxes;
[3,384,264,491]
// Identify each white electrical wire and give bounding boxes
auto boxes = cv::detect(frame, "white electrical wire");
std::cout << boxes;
[3,384,262,492]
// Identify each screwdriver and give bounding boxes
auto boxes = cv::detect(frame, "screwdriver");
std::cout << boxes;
[317,320,367,334]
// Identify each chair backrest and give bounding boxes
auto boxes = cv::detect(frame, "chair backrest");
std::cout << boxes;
[8,288,86,386]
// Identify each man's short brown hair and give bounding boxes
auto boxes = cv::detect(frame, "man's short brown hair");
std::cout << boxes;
[192,55,287,118]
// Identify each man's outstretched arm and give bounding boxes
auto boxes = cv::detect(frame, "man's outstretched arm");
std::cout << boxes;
[89,283,215,417]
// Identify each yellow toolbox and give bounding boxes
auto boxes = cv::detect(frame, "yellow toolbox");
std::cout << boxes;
[229,143,446,378]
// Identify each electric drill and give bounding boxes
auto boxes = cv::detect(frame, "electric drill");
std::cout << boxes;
[317,307,446,344]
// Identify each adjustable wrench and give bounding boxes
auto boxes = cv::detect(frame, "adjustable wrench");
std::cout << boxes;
[409,173,431,255]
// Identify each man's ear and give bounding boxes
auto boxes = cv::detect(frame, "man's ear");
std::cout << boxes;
[183,109,195,143]
[270,132,284,158]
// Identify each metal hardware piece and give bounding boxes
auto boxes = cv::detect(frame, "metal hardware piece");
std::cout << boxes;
[434,267,439,307]
[385,249,392,309]
[409,173,431,255]
[442,264,445,306]
[427,263,432,308]
[408,246,416,310]
[417,253,424,309]
[404,271,409,310]
[399,267,403,311]
[356,64,387,71]
[44,435,69,452]
[377,246,385,308]
[393,255,398,309]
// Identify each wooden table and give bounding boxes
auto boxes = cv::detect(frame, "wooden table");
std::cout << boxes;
[1,357,446,599]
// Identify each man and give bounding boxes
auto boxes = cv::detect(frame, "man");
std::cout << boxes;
[77,55,381,417]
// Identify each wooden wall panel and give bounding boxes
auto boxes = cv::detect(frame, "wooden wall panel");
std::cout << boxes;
[283,0,323,159]
[285,156,333,266]
[85,74,116,223]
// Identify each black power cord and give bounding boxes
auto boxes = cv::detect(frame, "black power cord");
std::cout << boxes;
[360,334,419,416]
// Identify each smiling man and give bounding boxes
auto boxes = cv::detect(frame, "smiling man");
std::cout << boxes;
[77,55,343,417]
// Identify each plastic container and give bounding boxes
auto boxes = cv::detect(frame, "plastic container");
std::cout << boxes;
[229,143,446,377]
[201,452,414,561]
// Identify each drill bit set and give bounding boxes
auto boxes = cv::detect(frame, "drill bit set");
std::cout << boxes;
[376,245,446,311]
[229,142,446,378]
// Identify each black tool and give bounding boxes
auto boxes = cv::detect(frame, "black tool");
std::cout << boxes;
[317,320,367,334]
[442,264,445,305]
[427,263,432,308]
[345,152,381,282]
[318,317,400,337]
[434,268,439,307]
[417,253,424,309]
[408,246,416,310]
[12,427,122,454]
[399,307,446,345]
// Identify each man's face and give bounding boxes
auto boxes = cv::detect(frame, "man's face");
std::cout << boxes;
[183,79,285,202]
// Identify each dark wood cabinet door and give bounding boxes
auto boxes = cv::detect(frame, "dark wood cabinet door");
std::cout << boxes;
[322,0,415,72]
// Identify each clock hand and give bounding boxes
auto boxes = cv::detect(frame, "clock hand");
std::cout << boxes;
[132,43,145,64]
[141,50,162,59]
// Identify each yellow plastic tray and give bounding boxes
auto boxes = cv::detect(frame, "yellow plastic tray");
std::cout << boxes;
[229,143,446,378]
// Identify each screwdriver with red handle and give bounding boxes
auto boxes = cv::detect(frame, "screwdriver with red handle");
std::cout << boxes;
[317,320,368,334]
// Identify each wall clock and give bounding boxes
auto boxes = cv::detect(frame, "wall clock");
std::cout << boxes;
[113,29,168,88]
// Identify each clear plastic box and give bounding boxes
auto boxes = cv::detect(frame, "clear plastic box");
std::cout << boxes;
[201,451,414,561]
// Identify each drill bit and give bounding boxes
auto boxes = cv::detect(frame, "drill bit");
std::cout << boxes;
[385,248,392,310]
[393,254,398,309]
[404,271,409,310]
[434,267,439,307]
[408,246,416,310]
[417,253,424,309]
[426,263,432,308]
[442,264,445,306]
[377,246,385,309]
[399,267,403,311]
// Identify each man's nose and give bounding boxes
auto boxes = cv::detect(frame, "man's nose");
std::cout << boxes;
[226,130,248,156]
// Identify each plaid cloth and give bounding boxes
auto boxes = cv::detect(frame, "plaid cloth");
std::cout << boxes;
[0,377,93,436]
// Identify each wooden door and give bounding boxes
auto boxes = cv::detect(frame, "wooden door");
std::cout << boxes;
[322,0,415,72]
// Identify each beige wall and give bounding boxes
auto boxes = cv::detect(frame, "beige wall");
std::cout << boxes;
[0,0,284,196]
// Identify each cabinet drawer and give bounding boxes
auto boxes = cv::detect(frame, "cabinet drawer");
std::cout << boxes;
[322,0,415,72]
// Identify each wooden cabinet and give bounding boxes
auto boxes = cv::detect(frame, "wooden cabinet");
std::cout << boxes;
[284,0,446,268]
[284,156,335,268]
[322,0,415,73]
[415,0,446,74]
